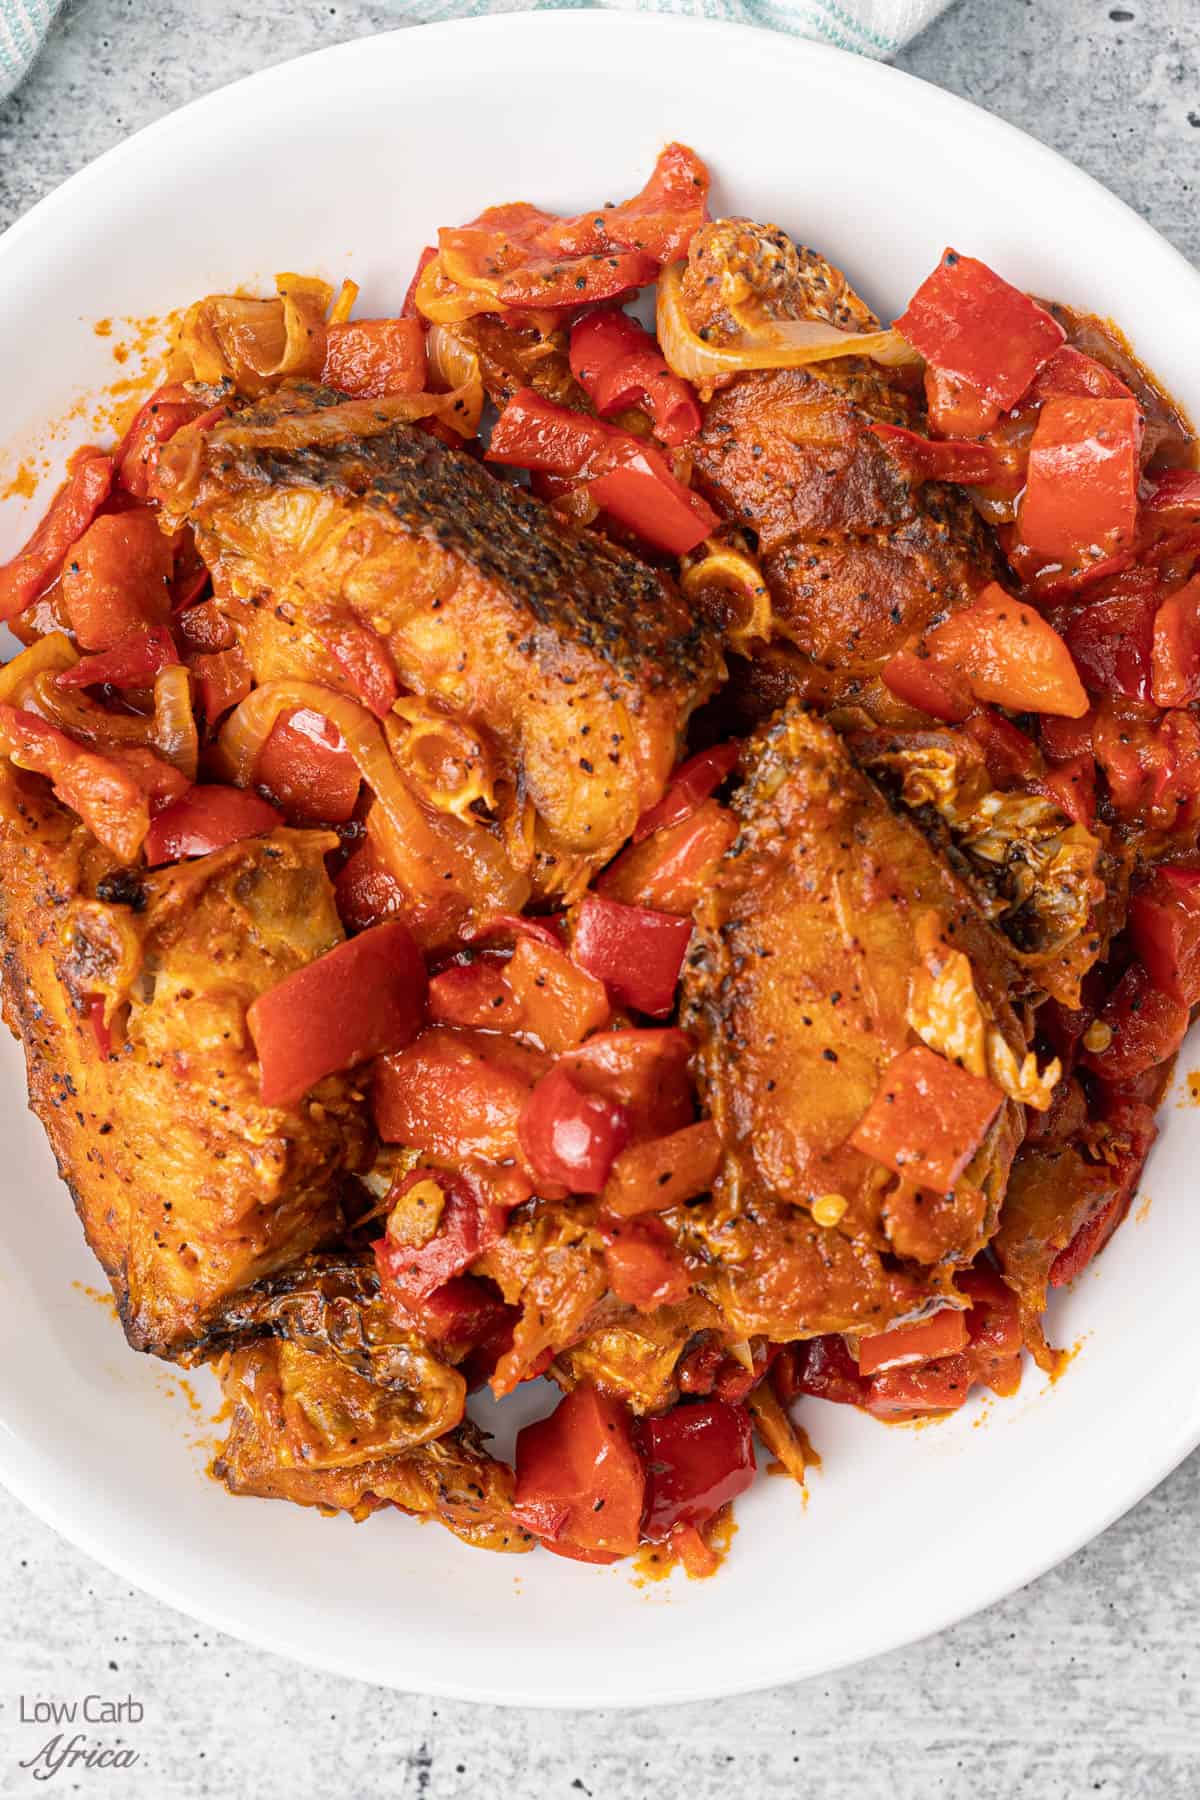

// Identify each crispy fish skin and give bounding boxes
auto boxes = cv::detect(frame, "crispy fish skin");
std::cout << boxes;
[158,387,722,870]
[0,765,371,1359]
[679,705,1026,1337]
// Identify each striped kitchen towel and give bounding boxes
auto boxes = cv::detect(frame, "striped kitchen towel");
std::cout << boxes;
[0,0,951,104]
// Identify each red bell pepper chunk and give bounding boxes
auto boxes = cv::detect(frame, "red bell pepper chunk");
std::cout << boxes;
[374,1025,547,1164]
[1014,397,1142,589]
[0,450,113,621]
[880,648,973,724]
[324,620,399,719]
[1151,573,1200,708]
[868,421,1009,487]
[56,624,179,690]
[569,309,702,447]
[958,1266,1022,1359]
[1027,345,1133,404]
[1144,468,1200,516]
[924,582,1088,718]
[513,1384,645,1556]
[143,783,282,866]
[790,1335,870,1408]
[962,707,1043,786]
[599,1213,692,1309]
[428,955,525,1033]
[632,743,740,844]
[558,1027,695,1139]
[486,389,718,557]
[598,800,738,917]
[856,1305,967,1376]
[602,1118,722,1217]
[1128,865,1200,1005]
[865,1358,973,1419]
[1080,963,1190,1085]
[248,918,427,1109]
[61,508,175,651]
[373,1167,505,1307]
[640,1399,755,1540]
[1034,754,1097,829]
[191,645,253,726]
[322,317,427,400]
[114,384,212,499]
[518,1064,632,1194]
[1062,585,1158,703]
[894,249,1065,436]
[334,840,407,934]
[849,1042,1004,1192]
[572,893,693,1018]
[500,936,611,1053]
[254,706,361,825]
[0,704,152,861]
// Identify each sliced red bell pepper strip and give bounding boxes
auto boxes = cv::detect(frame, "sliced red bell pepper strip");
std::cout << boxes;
[56,624,179,690]
[254,706,361,825]
[868,421,1009,487]
[598,800,738,916]
[632,743,740,844]
[856,1306,967,1377]
[486,389,718,557]
[849,1043,1004,1192]
[1014,397,1142,590]
[1027,345,1133,404]
[1151,573,1200,708]
[639,1399,756,1540]
[191,644,252,726]
[0,450,113,621]
[373,1167,505,1307]
[513,1384,645,1557]
[61,508,175,651]
[1128,864,1200,1005]
[1079,963,1189,1085]
[0,704,151,861]
[323,318,428,400]
[572,893,693,1018]
[518,1064,632,1194]
[114,384,212,499]
[248,918,427,1109]
[569,309,701,447]
[324,619,399,719]
[373,1025,547,1165]
[143,783,282,866]
[924,582,1088,718]
[894,250,1065,436]
[558,1027,695,1139]
[601,1118,722,1218]
[500,936,611,1053]
[864,1358,973,1419]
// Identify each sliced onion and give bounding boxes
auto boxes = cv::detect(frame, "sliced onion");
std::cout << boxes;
[0,633,78,707]
[176,273,333,396]
[414,252,503,326]
[655,260,921,383]
[425,324,485,438]
[152,664,199,781]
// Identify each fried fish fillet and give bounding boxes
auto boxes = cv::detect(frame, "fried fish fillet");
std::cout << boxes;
[679,705,1028,1338]
[0,764,371,1357]
[156,387,722,877]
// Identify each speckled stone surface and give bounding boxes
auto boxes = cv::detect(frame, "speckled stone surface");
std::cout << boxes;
[2,3,1199,1794]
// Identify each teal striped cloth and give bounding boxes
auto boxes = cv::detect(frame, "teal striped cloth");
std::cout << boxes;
[0,0,948,103]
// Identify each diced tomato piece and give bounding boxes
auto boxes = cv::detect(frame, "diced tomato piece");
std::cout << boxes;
[373,1167,504,1307]
[254,706,361,825]
[639,1399,755,1539]
[856,1306,967,1377]
[1014,397,1142,590]
[325,620,399,719]
[895,250,1064,435]
[559,1027,695,1141]
[793,1335,870,1408]
[925,583,1087,718]
[0,450,113,621]
[322,318,427,400]
[518,1064,632,1194]
[248,919,427,1109]
[1027,345,1133,404]
[502,936,611,1053]
[1092,698,1200,830]
[190,645,252,726]
[569,308,701,447]
[598,799,738,915]
[881,648,973,723]
[334,839,407,934]
[61,508,175,650]
[1063,585,1158,702]
[599,1213,692,1309]
[849,1043,1004,1192]
[0,704,151,861]
[427,954,524,1033]
[513,1384,645,1557]
[1151,573,1200,707]
[374,1025,547,1164]
[1080,963,1189,1085]
[143,783,282,865]
[868,421,1009,487]
[572,893,693,1018]
[602,1118,722,1217]
[56,623,179,690]
[962,707,1043,785]
[632,744,740,844]
[1128,864,1200,1004]
[865,1357,972,1419]
[114,384,211,499]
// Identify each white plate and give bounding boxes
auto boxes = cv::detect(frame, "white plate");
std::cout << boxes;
[0,12,1197,1708]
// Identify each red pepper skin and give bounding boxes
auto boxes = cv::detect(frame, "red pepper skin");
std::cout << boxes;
[427,955,525,1034]
[191,645,252,726]
[56,624,179,690]
[0,451,113,620]
[894,250,1064,435]
[143,784,283,866]
[924,583,1088,719]
[880,649,973,723]
[791,1334,871,1407]
[324,620,399,719]
[248,919,428,1109]
[1128,865,1200,1005]
[254,706,361,825]
[373,1026,547,1165]
[962,708,1043,786]
[1027,346,1133,404]
[849,1043,1003,1192]
[1144,468,1200,516]
[631,743,740,844]
[1014,397,1142,591]
[518,1064,632,1193]
[569,309,701,447]
[1062,584,1158,703]
[513,1384,645,1558]
[598,800,739,917]
[1151,573,1200,707]
[558,1027,695,1139]
[640,1400,756,1540]
[599,1213,692,1309]
[486,389,717,557]
[323,318,427,399]
[867,421,1008,487]
[572,893,693,1018]
[61,508,175,651]
[1080,963,1190,1085]
[1034,754,1096,829]
[114,384,211,499]
[373,1167,505,1307]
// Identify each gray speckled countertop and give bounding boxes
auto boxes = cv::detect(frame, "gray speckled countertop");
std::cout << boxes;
[2,3,1199,1794]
